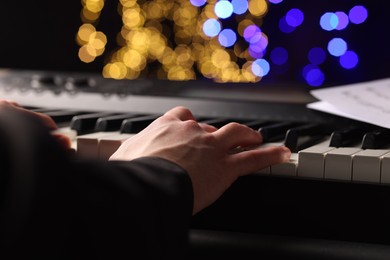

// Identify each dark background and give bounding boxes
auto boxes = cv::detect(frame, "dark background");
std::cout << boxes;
[0,0,388,87]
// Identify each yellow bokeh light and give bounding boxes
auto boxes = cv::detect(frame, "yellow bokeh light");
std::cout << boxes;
[123,49,146,71]
[248,0,268,17]
[103,62,127,79]
[144,1,164,20]
[159,47,176,67]
[167,66,195,81]
[120,0,137,8]
[127,29,150,54]
[211,49,231,69]
[78,45,97,63]
[203,3,218,18]
[81,8,101,22]
[78,0,270,82]
[89,31,107,50]
[77,23,96,45]
[200,60,219,79]
[149,34,167,59]
[123,8,145,29]
[84,0,105,13]
[175,45,194,68]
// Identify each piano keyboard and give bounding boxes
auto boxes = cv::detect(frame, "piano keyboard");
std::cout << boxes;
[58,110,390,185]
[3,69,390,245]
[2,69,390,186]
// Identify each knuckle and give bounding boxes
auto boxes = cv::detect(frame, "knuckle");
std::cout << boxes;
[201,132,217,143]
[182,119,200,130]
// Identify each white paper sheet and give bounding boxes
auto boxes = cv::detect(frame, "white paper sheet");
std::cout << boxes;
[307,78,390,128]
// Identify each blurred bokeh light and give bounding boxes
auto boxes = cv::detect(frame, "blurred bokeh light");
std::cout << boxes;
[77,0,369,86]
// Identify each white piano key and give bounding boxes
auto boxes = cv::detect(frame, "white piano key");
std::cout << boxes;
[98,133,134,160]
[298,145,336,179]
[352,149,390,183]
[271,153,298,177]
[76,131,119,159]
[52,127,77,141]
[380,152,390,184]
[324,147,362,181]
[269,138,329,178]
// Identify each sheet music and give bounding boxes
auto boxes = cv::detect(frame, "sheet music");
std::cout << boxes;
[307,78,390,129]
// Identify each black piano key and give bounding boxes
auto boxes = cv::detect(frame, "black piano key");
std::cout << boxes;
[94,113,142,132]
[22,105,40,110]
[258,122,301,143]
[44,110,88,125]
[120,115,160,133]
[29,108,58,113]
[329,125,373,148]
[283,123,333,153]
[29,108,89,127]
[70,112,114,134]
[361,128,390,149]
[244,120,275,130]
[199,118,248,128]
[199,118,229,128]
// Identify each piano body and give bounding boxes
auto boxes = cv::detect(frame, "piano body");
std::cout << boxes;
[1,69,390,259]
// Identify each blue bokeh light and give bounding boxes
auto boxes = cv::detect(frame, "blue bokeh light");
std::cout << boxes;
[308,47,326,65]
[335,11,349,30]
[279,16,295,33]
[349,5,368,24]
[202,19,221,37]
[231,0,248,15]
[218,29,237,47]
[195,0,365,86]
[190,0,207,7]
[248,34,268,59]
[269,0,283,4]
[252,59,270,77]
[249,36,268,52]
[247,31,263,45]
[243,25,261,42]
[302,64,325,87]
[285,8,304,27]
[270,47,288,65]
[339,50,359,69]
[248,48,266,59]
[215,0,234,19]
[320,12,339,31]
[327,38,348,57]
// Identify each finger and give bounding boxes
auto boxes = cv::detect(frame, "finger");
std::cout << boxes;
[0,100,58,130]
[230,145,291,176]
[198,122,218,133]
[213,122,263,150]
[164,106,196,121]
[52,133,72,150]
[25,110,58,130]
[0,99,21,107]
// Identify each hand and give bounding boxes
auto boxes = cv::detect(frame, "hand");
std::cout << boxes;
[0,99,71,150]
[110,106,291,215]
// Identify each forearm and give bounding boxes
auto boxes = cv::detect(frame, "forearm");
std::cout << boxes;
[65,157,194,258]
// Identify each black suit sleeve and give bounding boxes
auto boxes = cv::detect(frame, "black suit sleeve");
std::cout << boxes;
[0,107,193,259]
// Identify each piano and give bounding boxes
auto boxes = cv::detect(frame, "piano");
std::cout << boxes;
[2,69,390,259]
